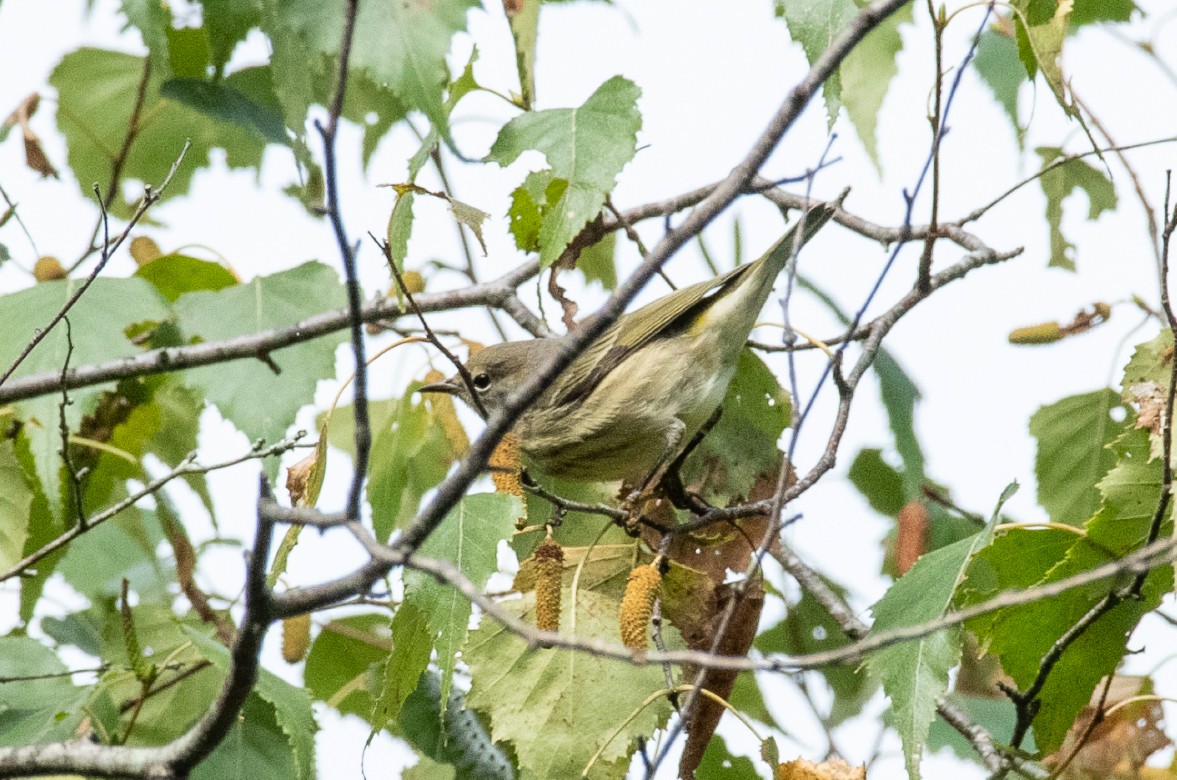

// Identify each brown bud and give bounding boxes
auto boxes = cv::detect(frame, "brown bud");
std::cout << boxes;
[282,613,311,663]
[533,538,564,632]
[619,564,661,650]
[33,256,66,282]
[776,757,866,780]
[129,236,162,266]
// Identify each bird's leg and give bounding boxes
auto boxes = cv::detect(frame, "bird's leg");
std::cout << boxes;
[662,406,723,513]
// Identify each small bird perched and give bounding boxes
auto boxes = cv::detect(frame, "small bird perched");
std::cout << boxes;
[421,201,835,484]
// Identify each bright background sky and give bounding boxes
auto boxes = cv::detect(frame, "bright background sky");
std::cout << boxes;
[2,0,1176,777]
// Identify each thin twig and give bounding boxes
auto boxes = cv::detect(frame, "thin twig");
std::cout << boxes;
[0,141,191,391]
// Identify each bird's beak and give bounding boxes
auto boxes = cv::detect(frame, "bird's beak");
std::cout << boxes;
[418,378,460,395]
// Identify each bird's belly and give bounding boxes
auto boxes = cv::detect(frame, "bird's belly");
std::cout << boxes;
[518,336,737,482]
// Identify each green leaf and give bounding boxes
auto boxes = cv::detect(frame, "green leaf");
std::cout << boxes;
[487,76,642,267]
[304,614,389,721]
[372,602,432,731]
[404,494,520,710]
[259,0,476,137]
[975,429,1169,751]
[365,390,461,542]
[0,277,171,515]
[399,672,514,779]
[1011,0,1075,124]
[780,0,858,126]
[799,276,925,490]
[683,349,792,504]
[200,0,262,75]
[1070,0,1136,26]
[161,76,288,144]
[173,261,347,465]
[578,231,617,289]
[50,48,267,218]
[185,626,319,780]
[840,1,913,170]
[14,432,61,623]
[1036,147,1117,270]
[135,254,239,301]
[1030,390,1125,525]
[697,735,761,778]
[387,191,416,279]
[849,448,906,517]
[866,485,1013,779]
[757,578,877,727]
[56,505,172,601]
[927,693,1031,760]
[166,26,211,78]
[0,637,90,745]
[466,589,672,779]
[505,0,539,109]
[120,0,173,70]
[0,439,32,572]
[191,696,302,779]
[973,31,1026,146]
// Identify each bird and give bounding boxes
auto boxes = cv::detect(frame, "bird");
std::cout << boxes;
[420,201,835,485]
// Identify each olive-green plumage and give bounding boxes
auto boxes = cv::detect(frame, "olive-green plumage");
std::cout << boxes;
[421,202,834,482]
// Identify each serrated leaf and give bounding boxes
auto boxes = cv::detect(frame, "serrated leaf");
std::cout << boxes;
[0,637,90,745]
[866,485,1012,779]
[366,390,462,542]
[50,48,267,218]
[57,504,171,601]
[973,31,1026,146]
[0,277,171,516]
[466,588,673,779]
[404,493,520,711]
[0,440,32,572]
[387,191,416,276]
[1036,147,1117,270]
[975,429,1169,751]
[190,696,304,780]
[371,602,432,732]
[840,1,913,170]
[259,0,476,138]
[184,626,318,780]
[1031,390,1126,525]
[487,76,641,267]
[399,672,514,779]
[173,261,347,468]
[780,0,858,126]
[682,349,791,504]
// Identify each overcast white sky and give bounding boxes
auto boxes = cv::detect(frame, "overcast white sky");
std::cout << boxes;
[2,0,1177,777]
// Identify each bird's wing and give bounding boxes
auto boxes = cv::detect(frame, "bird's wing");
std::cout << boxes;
[551,200,837,408]
[552,265,752,407]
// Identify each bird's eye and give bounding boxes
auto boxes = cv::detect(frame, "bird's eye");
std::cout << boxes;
[472,372,491,391]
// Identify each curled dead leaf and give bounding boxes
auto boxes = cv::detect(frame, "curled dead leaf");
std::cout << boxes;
[1045,675,1170,780]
